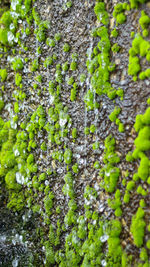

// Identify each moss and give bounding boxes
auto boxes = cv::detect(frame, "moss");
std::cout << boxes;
[123,191,130,203]
[126,152,134,162]
[70,61,77,71]
[118,122,124,132]
[139,11,150,30]
[72,163,79,174]
[62,62,69,72]
[146,240,150,249]
[116,13,126,24]
[12,57,23,71]
[140,199,146,208]
[66,1,72,8]
[111,28,118,38]
[64,149,72,164]
[94,161,100,169]
[7,192,25,211]
[94,2,109,25]
[137,185,147,196]
[54,32,61,42]
[143,29,149,37]
[139,71,146,80]
[15,73,22,86]
[140,248,148,261]
[112,43,120,53]
[0,69,7,82]
[126,181,135,191]
[41,141,47,151]
[129,0,148,9]
[80,73,86,83]
[90,124,96,133]
[67,76,74,86]
[130,207,146,248]
[63,43,70,52]
[137,156,149,181]
[84,127,90,135]
[31,59,39,72]
[109,107,121,122]
[46,38,55,47]
[72,128,77,139]
[92,141,99,150]
[128,56,141,77]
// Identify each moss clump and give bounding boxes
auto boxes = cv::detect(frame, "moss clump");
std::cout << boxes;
[31,59,39,72]
[94,2,109,25]
[63,43,70,52]
[5,169,21,190]
[64,149,72,165]
[99,135,120,193]
[0,69,7,82]
[139,11,150,30]
[111,28,118,38]
[131,207,146,248]
[128,56,141,77]
[15,73,22,86]
[12,58,24,71]
[46,38,55,47]
[129,0,148,9]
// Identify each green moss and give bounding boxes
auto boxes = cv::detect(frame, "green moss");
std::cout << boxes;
[126,181,135,191]
[72,128,77,139]
[54,32,61,41]
[70,61,77,71]
[94,161,100,169]
[139,71,146,80]
[140,248,148,261]
[5,169,21,190]
[66,1,72,8]
[140,199,146,208]
[111,28,118,38]
[94,2,109,25]
[46,38,55,47]
[84,127,90,135]
[130,207,146,248]
[129,0,148,9]
[90,124,96,133]
[62,62,69,72]
[80,73,86,83]
[118,122,124,132]
[7,192,25,211]
[139,11,150,30]
[63,43,70,52]
[128,56,141,77]
[112,43,120,53]
[31,59,39,72]
[126,152,134,162]
[137,185,147,196]
[109,107,121,122]
[92,141,99,150]
[143,29,149,37]
[137,156,149,181]
[64,149,72,164]
[116,13,126,24]
[44,56,53,68]
[15,73,22,86]
[67,76,74,86]
[72,163,79,174]
[12,57,23,71]
[0,69,7,82]
[41,141,47,151]
[123,191,130,203]
[146,240,150,249]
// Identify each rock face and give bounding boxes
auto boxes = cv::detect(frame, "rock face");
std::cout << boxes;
[0,0,150,266]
